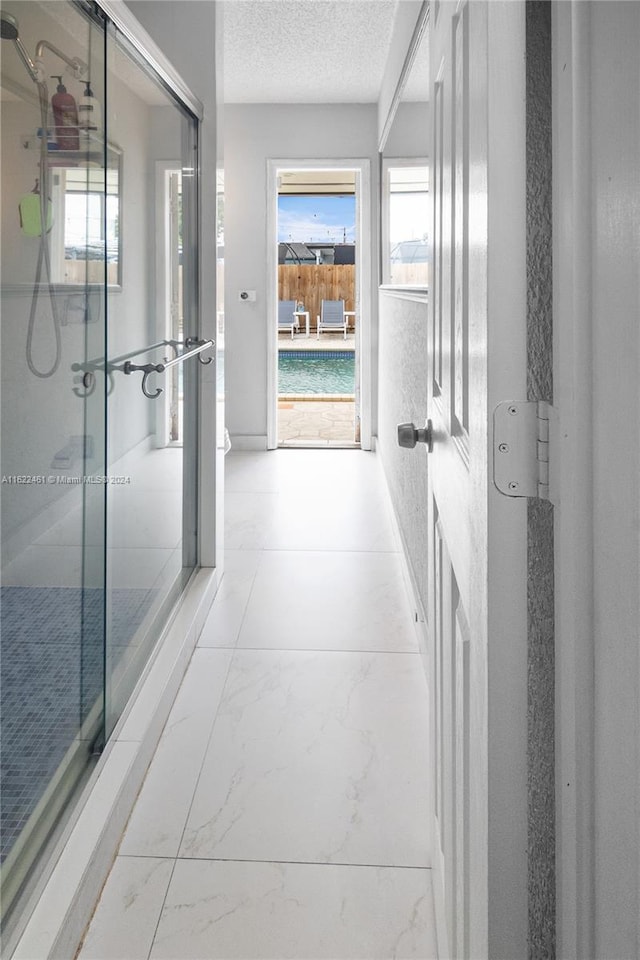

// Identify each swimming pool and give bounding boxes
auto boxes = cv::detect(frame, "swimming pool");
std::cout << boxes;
[278,351,355,395]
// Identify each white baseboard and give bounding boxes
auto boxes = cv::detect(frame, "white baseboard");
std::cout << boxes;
[432,833,450,960]
[228,434,268,451]
[10,567,220,960]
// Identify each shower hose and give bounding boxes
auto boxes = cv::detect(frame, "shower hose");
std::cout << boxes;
[26,79,62,379]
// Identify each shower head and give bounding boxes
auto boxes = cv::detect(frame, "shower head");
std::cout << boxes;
[1,11,41,83]
[1,11,19,40]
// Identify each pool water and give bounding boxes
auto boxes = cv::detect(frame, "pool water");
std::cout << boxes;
[278,351,355,395]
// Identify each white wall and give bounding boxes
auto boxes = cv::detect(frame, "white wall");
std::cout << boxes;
[377,291,429,614]
[377,87,430,615]
[224,103,379,442]
[383,100,430,157]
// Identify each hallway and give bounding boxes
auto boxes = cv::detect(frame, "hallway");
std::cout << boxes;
[77,450,437,959]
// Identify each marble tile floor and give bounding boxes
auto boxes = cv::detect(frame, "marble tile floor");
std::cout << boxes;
[78,450,437,960]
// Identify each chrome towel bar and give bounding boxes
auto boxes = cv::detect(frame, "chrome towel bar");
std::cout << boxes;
[123,338,214,399]
[71,337,214,399]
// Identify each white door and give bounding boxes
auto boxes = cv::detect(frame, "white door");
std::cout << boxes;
[427,3,529,956]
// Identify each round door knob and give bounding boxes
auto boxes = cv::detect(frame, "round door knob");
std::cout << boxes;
[397,419,433,452]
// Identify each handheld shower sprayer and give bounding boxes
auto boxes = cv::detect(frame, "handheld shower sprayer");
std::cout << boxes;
[1,11,40,83]
[1,12,88,82]
[1,11,88,379]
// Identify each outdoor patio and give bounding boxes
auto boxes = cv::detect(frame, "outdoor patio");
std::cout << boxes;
[277,332,357,445]
[278,399,357,447]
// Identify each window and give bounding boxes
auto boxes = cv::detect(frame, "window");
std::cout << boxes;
[382,160,429,287]
[50,146,121,286]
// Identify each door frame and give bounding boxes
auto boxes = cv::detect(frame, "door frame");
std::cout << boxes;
[266,157,372,450]
[553,3,640,956]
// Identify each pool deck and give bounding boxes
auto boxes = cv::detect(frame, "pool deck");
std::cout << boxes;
[278,400,357,447]
[278,333,355,351]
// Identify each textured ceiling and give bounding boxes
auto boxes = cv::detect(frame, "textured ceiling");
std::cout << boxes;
[224,0,399,104]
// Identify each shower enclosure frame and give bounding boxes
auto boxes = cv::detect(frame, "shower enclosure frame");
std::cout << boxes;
[1,0,220,948]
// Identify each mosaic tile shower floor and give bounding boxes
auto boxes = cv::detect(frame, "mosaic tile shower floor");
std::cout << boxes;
[0,586,156,863]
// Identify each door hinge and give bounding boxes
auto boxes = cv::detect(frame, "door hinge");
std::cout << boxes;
[493,400,552,500]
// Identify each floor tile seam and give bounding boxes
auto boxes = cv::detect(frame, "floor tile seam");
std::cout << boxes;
[169,649,237,864]
[74,854,177,960]
[230,646,422,656]
[231,548,268,649]
[260,547,400,555]
[206,552,263,650]
[196,643,238,650]
[145,855,179,960]
[117,649,235,859]
[122,852,433,872]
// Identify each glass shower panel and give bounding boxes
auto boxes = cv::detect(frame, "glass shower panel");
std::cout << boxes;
[104,27,199,736]
[0,0,107,932]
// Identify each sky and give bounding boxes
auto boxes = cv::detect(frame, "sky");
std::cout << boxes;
[278,195,356,244]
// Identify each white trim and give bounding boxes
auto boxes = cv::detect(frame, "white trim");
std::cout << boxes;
[431,837,450,960]
[379,285,429,302]
[229,434,268,452]
[266,158,372,451]
[10,568,220,960]
[378,0,430,153]
[552,5,595,957]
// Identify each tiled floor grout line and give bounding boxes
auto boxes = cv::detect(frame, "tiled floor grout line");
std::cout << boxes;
[120,852,433,872]
[228,550,266,651]
[145,856,179,960]
[169,649,238,865]
[215,647,422,655]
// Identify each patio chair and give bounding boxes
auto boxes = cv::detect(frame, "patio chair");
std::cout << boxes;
[278,300,299,339]
[317,299,347,339]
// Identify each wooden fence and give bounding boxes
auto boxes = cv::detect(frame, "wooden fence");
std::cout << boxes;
[278,264,355,333]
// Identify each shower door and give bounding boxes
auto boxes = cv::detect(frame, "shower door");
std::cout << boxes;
[102,20,200,737]
[0,0,203,939]
[0,0,108,935]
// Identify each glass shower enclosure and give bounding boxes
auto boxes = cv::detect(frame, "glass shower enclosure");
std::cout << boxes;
[0,0,204,935]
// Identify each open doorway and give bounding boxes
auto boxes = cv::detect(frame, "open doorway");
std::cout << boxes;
[266,159,372,450]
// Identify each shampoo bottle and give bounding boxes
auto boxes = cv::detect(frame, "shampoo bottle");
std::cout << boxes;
[51,76,79,150]
[78,81,101,138]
